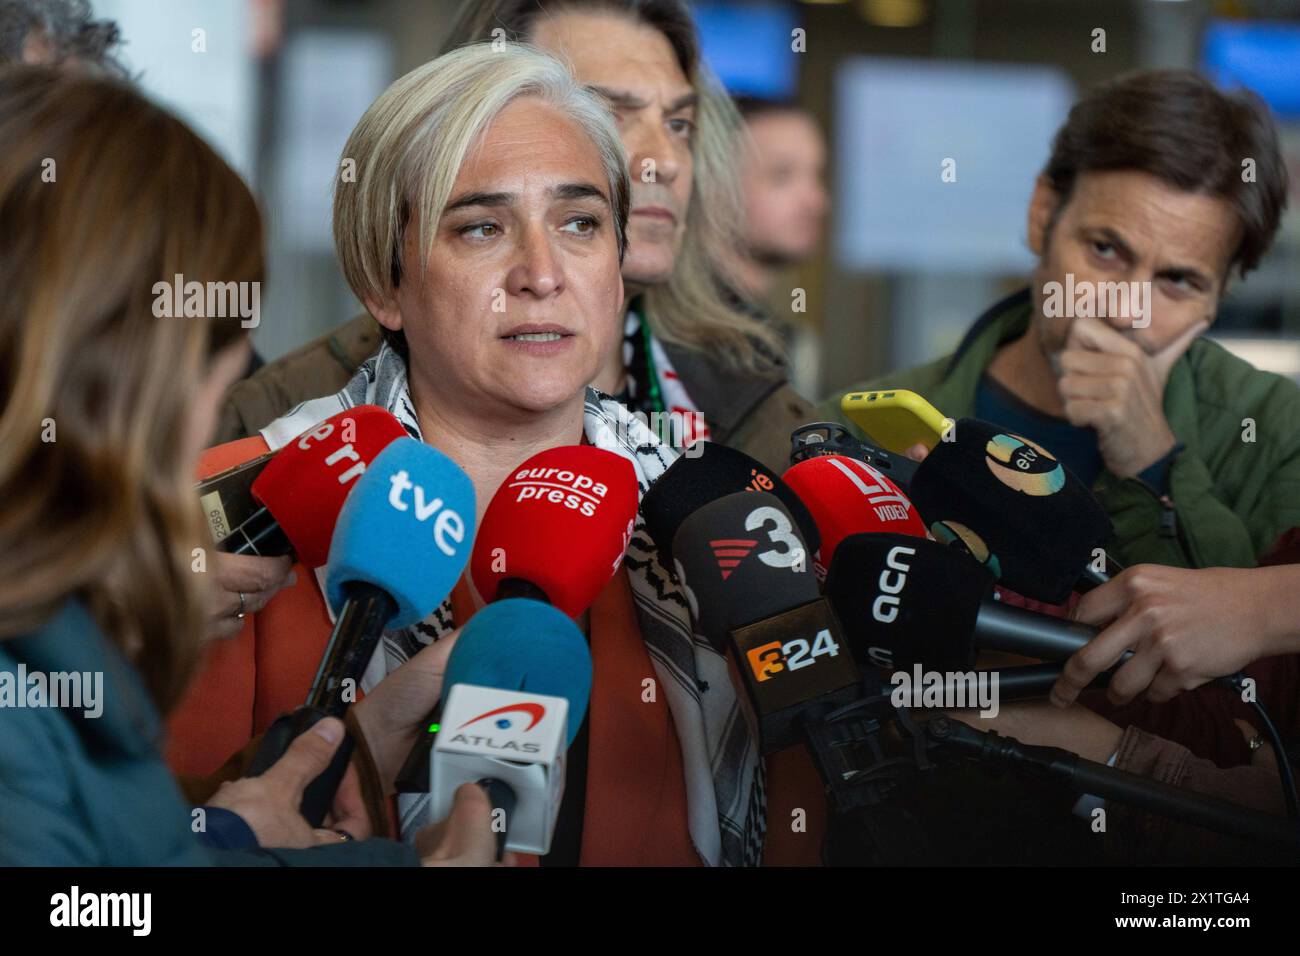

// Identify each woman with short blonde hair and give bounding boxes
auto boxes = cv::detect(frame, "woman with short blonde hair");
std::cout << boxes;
[208,42,826,867]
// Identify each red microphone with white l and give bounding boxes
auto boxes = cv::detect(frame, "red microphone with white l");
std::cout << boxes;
[219,406,408,567]
[470,445,639,618]
[782,453,927,579]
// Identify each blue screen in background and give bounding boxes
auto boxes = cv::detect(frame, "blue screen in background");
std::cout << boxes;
[692,1,799,99]
[1202,19,1300,120]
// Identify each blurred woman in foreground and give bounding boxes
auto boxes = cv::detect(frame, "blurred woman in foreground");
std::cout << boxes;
[0,65,495,865]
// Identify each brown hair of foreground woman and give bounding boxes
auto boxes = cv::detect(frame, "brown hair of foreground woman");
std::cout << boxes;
[0,65,258,711]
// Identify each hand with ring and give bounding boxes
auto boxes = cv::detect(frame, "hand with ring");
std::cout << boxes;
[202,552,296,641]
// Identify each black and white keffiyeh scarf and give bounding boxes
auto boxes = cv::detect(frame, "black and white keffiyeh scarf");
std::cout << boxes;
[260,342,766,866]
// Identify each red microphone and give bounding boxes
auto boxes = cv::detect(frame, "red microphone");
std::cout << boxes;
[782,453,927,579]
[228,406,408,567]
[471,446,639,618]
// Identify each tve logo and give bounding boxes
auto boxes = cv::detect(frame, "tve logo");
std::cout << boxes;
[388,469,466,557]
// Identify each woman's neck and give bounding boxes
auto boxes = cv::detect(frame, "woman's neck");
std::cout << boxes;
[407,380,588,524]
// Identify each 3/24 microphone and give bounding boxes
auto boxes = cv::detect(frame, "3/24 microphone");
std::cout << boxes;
[640,440,821,568]
[668,490,860,754]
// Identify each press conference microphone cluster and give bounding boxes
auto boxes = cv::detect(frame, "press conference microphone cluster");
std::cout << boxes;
[395,443,637,811]
[216,405,407,566]
[245,436,476,826]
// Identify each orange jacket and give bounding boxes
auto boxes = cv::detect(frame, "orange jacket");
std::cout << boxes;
[169,438,827,865]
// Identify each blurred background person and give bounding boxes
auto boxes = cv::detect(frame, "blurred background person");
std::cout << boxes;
[724,96,829,395]
[0,0,125,73]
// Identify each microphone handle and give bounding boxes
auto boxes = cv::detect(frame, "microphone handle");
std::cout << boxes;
[306,582,398,717]
[246,705,356,828]
[242,583,396,828]
[1076,550,1125,593]
[974,599,1133,666]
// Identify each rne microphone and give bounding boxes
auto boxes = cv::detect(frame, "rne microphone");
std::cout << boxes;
[670,490,860,754]
[219,405,408,566]
[426,598,593,857]
[469,445,638,618]
[640,440,821,568]
[245,437,475,826]
[782,453,926,579]
[906,417,1120,604]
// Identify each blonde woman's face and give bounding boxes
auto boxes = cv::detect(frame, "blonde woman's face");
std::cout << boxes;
[532,11,696,291]
[375,99,624,418]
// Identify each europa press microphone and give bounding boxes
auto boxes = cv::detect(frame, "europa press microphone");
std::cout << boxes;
[424,599,592,858]
[216,405,408,564]
[781,452,926,579]
[470,445,639,615]
[906,418,1120,603]
[245,437,475,825]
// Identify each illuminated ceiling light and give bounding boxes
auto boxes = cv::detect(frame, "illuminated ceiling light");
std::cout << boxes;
[858,0,928,28]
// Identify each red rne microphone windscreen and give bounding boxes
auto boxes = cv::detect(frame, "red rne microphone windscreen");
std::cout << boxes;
[471,446,639,619]
[782,454,926,579]
[250,406,408,568]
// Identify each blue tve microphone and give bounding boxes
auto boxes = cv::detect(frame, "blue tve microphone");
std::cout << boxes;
[247,437,476,826]
[402,598,592,857]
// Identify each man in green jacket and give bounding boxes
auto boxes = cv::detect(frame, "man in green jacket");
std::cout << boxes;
[823,70,1300,570]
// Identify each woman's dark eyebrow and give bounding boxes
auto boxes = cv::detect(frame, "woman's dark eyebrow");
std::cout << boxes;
[445,183,609,213]
[444,190,512,213]
[553,182,610,206]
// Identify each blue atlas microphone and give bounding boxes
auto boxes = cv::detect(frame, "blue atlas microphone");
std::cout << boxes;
[412,599,591,858]
[246,437,476,827]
